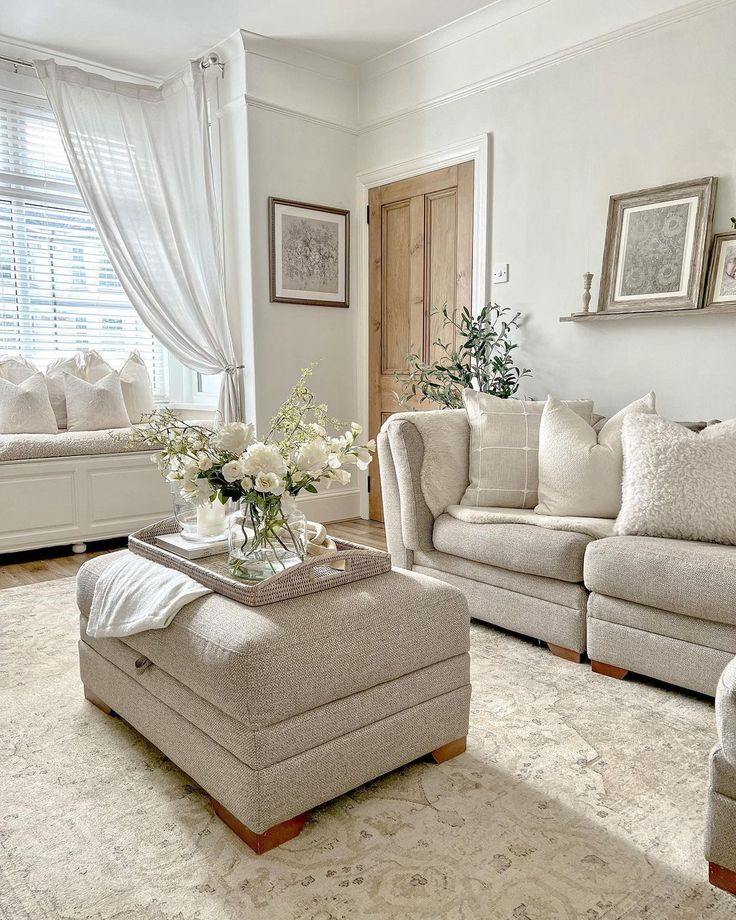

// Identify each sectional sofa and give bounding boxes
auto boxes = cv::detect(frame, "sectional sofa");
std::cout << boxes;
[378,409,736,698]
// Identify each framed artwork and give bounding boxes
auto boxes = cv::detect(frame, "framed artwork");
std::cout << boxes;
[705,232,736,309]
[598,176,717,313]
[269,197,349,308]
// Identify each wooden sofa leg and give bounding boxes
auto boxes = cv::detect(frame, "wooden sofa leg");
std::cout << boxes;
[591,660,629,680]
[212,798,309,854]
[430,737,467,764]
[84,686,115,716]
[709,861,736,895]
[548,643,582,664]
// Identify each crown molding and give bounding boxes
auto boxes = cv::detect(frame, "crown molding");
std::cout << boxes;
[217,93,358,136]
[358,0,736,132]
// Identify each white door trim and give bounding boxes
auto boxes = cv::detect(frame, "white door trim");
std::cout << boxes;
[354,134,490,519]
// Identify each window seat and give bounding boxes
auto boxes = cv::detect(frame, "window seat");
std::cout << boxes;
[0,427,157,462]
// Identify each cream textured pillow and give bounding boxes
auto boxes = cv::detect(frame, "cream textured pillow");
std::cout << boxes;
[0,373,58,434]
[617,415,736,545]
[83,350,114,382]
[46,354,85,429]
[536,392,656,518]
[64,371,131,432]
[119,351,155,423]
[0,354,39,384]
[461,391,594,509]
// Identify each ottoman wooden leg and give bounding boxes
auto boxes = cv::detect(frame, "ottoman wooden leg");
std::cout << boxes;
[548,643,583,664]
[591,661,629,680]
[84,686,115,716]
[709,862,736,895]
[212,798,309,855]
[430,737,467,764]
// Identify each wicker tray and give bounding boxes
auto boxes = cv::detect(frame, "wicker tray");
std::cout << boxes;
[128,517,392,607]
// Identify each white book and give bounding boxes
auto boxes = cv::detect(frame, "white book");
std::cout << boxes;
[155,532,228,560]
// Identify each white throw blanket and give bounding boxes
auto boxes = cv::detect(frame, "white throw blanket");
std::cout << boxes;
[87,553,212,639]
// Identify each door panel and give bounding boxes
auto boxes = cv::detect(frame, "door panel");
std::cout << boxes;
[368,161,474,522]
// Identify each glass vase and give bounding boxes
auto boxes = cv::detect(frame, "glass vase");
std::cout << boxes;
[227,496,307,582]
[170,483,230,543]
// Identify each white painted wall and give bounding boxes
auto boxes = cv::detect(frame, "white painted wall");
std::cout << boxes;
[357,2,736,420]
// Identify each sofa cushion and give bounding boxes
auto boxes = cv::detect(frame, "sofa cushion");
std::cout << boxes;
[0,426,157,461]
[433,512,593,582]
[76,550,471,730]
[585,535,736,625]
[717,659,736,767]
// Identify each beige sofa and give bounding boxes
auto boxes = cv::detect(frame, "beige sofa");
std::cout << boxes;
[378,409,736,696]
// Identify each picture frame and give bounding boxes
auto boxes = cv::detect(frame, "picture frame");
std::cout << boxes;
[598,176,717,313]
[704,231,736,309]
[269,197,350,308]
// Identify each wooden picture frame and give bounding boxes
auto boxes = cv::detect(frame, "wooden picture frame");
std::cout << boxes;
[705,231,736,310]
[598,176,717,314]
[269,197,349,308]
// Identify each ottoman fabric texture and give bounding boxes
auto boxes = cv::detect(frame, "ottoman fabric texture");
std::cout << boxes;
[77,550,472,837]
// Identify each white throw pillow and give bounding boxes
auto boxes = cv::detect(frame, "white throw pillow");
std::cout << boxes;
[64,371,131,432]
[46,354,86,429]
[83,350,114,382]
[119,351,155,423]
[0,373,58,434]
[461,390,594,509]
[617,414,736,545]
[0,354,39,384]
[536,392,656,518]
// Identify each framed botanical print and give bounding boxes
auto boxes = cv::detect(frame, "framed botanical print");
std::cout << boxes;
[598,176,717,313]
[269,197,349,308]
[705,232,736,309]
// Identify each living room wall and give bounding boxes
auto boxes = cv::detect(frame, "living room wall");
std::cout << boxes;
[357,2,736,420]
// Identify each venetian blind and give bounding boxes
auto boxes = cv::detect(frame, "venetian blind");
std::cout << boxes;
[0,94,167,396]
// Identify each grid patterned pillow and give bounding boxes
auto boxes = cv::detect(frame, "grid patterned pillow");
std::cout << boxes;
[461,391,593,509]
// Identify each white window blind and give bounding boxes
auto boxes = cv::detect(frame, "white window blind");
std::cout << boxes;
[0,94,167,397]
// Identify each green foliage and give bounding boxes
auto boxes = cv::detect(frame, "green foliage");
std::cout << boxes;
[395,303,532,409]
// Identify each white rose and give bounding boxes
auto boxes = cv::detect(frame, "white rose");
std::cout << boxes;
[222,459,246,482]
[294,440,330,475]
[214,422,255,455]
[242,442,288,478]
[254,471,284,495]
[197,453,213,472]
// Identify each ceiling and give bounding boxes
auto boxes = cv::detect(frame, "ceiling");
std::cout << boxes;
[0,0,495,78]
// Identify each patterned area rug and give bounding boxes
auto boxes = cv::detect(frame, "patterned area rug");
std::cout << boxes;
[2,577,736,920]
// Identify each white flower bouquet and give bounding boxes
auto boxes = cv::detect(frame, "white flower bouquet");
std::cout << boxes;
[126,368,375,580]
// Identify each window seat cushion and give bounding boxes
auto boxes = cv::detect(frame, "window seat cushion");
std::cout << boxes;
[0,427,157,462]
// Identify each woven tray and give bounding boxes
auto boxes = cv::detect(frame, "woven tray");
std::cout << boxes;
[128,517,392,607]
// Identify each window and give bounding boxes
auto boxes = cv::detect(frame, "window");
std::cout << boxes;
[0,95,167,398]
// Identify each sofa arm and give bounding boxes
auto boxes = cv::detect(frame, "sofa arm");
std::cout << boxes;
[717,658,736,768]
[377,430,414,568]
[379,410,470,557]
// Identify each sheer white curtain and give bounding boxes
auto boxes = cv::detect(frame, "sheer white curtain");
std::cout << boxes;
[35,59,243,422]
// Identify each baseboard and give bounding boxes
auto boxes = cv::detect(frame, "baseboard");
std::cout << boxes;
[296,488,361,523]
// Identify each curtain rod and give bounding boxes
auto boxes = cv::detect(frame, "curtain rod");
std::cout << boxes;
[0,55,34,71]
[0,52,223,75]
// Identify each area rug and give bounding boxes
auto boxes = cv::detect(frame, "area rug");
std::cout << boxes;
[1,577,735,920]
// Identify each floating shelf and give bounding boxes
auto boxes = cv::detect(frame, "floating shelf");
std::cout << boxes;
[560,304,736,323]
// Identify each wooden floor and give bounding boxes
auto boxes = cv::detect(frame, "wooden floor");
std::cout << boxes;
[0,519,387,589]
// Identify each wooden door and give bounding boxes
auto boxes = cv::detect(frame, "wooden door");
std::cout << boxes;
[368,161,474,521]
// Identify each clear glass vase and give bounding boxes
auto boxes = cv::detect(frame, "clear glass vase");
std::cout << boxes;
[228,497,307,582]
[170,483,230,543]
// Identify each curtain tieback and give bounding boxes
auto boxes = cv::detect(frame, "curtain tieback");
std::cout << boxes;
[223,364,245,375]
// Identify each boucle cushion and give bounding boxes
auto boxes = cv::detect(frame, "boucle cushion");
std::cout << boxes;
[64,371,131,432]
[83,350,114,382]
[617,414,736,545]
[46,354,85,429]
[119,350,155,423]
[536,392,655,518]
[0,354,39,384]
[461,391,593,509]
[0,373,58,434]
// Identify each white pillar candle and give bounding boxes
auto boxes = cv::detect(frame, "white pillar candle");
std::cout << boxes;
[196,502,226,538]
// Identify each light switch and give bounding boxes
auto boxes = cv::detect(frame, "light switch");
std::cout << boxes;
[492,263,509,284]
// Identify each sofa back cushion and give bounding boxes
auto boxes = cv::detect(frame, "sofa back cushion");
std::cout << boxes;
[618,414,736,545]
[64,371,131,432]
[461,391,593,509]
[0,373,58,434]
[536,392,655,518]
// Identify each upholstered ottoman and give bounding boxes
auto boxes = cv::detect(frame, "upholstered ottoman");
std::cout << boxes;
[76,551,471,853]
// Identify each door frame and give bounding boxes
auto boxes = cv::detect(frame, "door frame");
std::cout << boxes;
[355,133,491,519]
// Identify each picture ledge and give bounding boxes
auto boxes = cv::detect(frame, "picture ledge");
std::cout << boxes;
[560,304,736,323]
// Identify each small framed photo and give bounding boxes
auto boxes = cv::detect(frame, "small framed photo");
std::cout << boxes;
[598,176,717,313]
[705,232,736,309]
[269,197,349,308]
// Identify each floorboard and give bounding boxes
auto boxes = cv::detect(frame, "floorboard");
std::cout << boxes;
[0,520,387,589]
